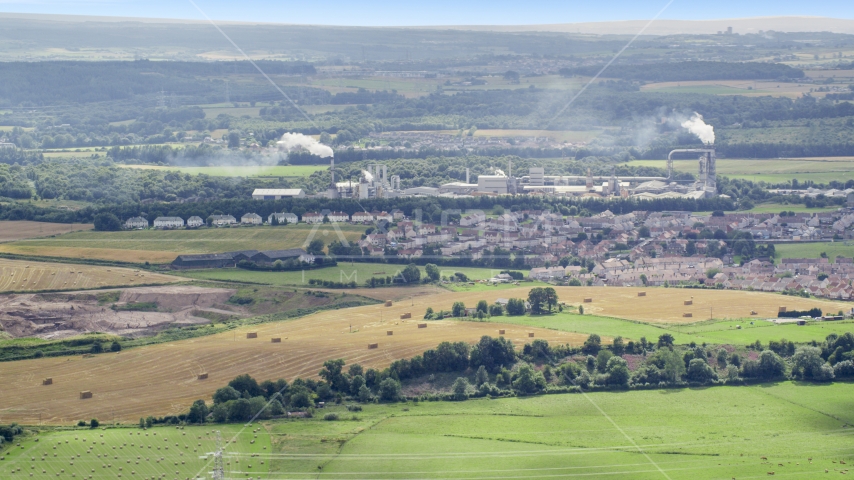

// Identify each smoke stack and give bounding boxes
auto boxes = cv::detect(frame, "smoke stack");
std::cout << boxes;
[330,157,335,186]
[382,165,388,185]
[466,168,470,184]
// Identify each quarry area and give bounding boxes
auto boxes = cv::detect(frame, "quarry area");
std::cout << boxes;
[0,285,238,340]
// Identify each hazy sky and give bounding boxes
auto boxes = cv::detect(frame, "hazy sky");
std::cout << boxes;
[1,0,852,26]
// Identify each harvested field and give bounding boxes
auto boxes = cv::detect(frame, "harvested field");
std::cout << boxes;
[0,285,236,339]
[0,258,182,293]
[0,221,92,242]
[0,297,587,424]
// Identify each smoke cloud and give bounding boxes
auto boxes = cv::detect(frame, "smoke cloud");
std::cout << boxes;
[277,132,334,158]
[362,170,374,182]
[680,113,715,145]
[494,168,506,176]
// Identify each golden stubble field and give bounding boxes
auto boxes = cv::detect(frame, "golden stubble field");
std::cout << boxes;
[0,258,183,292]
[0,286,845,424]
[0,294,587,424]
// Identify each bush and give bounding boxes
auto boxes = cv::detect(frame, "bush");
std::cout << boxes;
[93,212,122,231]
[323,413,339,421]
[833,360,854,378]
[89,419,99,428]
[378,378,402,402]
[686,359,718,383]
[110,341,122,352]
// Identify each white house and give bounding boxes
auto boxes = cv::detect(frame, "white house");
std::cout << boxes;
[241,213,263,225]
[374,211,393,222]
[124,217,148,229]
[210,214,237,227]
[153,217,184,229]
[268,212,298,225]
[351,211,374,223]
[251,188,306,200]
[187,216,204,228]
[302,212,324,224]
[326,211,350,223]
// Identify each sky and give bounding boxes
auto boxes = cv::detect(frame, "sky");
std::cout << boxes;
[0,0,852,26]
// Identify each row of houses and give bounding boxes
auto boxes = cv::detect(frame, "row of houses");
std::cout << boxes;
[124,210,403,229]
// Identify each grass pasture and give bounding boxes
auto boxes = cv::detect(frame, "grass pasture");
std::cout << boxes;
[0,221,92,243]
[0,295,587,423]
[0,225,366,264]
[0,258,182,293]
[118,164,327,178]
[624,157,854,184]
[0,425,271,480]
[774,241,854,261]
[6,384,852,479]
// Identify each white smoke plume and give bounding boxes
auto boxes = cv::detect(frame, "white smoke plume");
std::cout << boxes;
[362,170,374,182]
[680,113,715,145]
[494,168,506,176]
[277,132,334,158]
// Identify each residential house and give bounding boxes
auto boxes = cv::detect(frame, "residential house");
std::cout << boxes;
[153,217,184,229]
[186,216,204,228]
[241,213,263,225]
[210,215,237,227]
[302,212,324,224]
[268,212,298,225]
[124,217,148,229]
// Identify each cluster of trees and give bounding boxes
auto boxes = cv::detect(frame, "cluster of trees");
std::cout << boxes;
[0,163,31,199]
[0,423,24,447]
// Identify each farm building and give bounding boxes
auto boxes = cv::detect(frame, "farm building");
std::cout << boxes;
[171,253,236,269]
[302,212,324,224]
[327,211,350,223]
[124,216,148,229]
[210,214,237,227]
[153,216,184,229]
[352,211,374,223]
[268,212,298,225]
[250,249,315,265]
[241,213,263,225]
[186,216,204,228]
[252,188,306,200]
[227,250,260,263]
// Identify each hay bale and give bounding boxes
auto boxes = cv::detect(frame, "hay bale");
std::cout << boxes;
[778,306,787,313]
[246,332,258,339]
[417,323,427,328]
[637,292,646,297]
[583,298,593,303]
[528,332,535,338]
[498,329,505,335]
[386,331,393,336]
[750,310,758,315]
[367,343,378,349]
[400,312,411,320]
[384,300,393,307]
[42,378,52,386]
[797,320,806,326]
[683,313,693,318]
[79,391,92,399]
[271,338,281,343]
[684,300,693,306]
[197,373,208,380]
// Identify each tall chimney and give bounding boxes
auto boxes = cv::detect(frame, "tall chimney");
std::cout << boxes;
[330,157,335,186]
[466,168,470,184]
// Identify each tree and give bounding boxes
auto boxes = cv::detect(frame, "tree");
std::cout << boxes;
[452,301,466,317]
[358,384,373,403]
[110,341,122,352]
[93,213,122,231]
[596,350,613,373]
[228,374,263,397]
[606,356,630,387]
[211,404,228,423]
[660,348,687,383]
[89,418,99,428]
[686,358,718,383]
[227,398,252,422]
[716,349,728,369]
[425,263,440,282]
[543,287,558,312]
[470,335,516,371]
[187,400,209,424]
[612,336,625,356]
[424,307,434,319]
[213,386,241,404]
[791,346,834,381]
[476,300,488,315]
[306,239,325,255]
[319,359,348,392]
[488,304,503,316]
[475,365,489,386]
[378,378,401,402]
[528,287,547,314]
[227,132,240,148]
[657,334,675,348]
[582,334,601,355]
[452,377,470,400]
[90,343,103,354]
[503,70,520,83]
[639,274,648,286]
[399,263,421,284]
[512,364,546,394]
[506,298,526,316]
[578,305,584,315]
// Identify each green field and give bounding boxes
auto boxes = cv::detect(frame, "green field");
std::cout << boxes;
[202,106,261,118]
[744,202,841,214]
[0,424,270,479]
[775,241,854,261]
[119,164,327,177]
[5,383,853,479]
[624,158,854,184]
[490,311,854,346]
[181,264,508,286]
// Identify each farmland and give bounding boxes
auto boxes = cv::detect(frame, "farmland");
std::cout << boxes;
[181,264,509,286]
[0,258,182,293]
[118,164,327,178]
[775,241,854,260]
[3,383,853,479]
[0,292,588,423]
[0,221,92,243]
[0,225,366,263]
[624,157,854,184]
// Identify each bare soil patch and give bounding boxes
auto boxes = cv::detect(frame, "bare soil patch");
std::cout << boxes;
[0,221,92,242]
